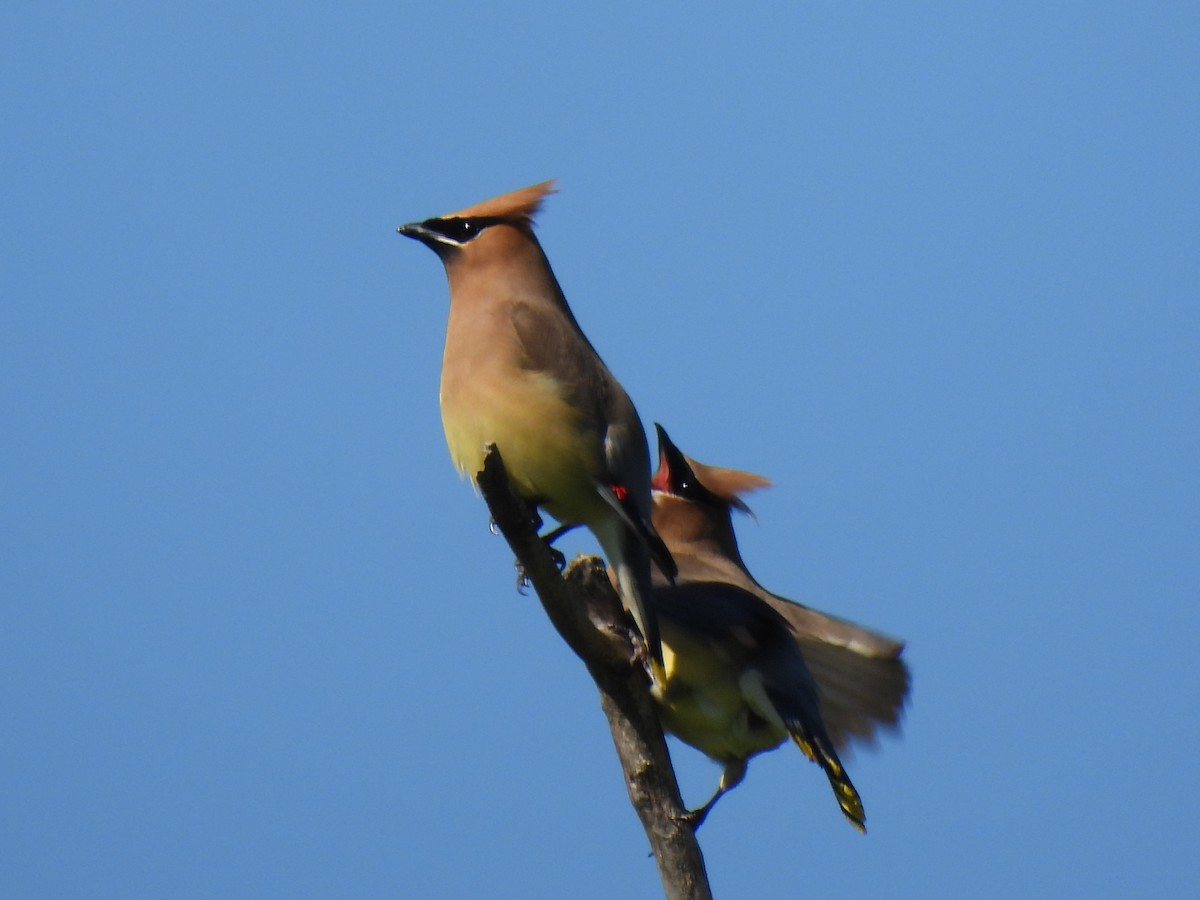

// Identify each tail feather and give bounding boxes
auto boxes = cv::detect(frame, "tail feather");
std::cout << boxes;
[796,733,866,832]
[760,594,910,753]
[768,681,867,833]
[597,513,664,676]
[594,480,676,677]
[794,638,910,752]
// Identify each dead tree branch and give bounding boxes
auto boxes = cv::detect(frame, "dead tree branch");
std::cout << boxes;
[476,445,712,900]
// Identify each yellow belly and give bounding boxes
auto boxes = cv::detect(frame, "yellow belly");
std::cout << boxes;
[440,367,604,526]
[655,627,785,762]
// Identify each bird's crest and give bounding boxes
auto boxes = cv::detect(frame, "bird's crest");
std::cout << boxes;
[687,457,773,505]
[445,180,557,225]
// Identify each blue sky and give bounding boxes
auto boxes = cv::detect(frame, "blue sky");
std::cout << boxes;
[2,3,1197,897]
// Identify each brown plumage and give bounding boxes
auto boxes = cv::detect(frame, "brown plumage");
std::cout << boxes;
[443,180,556,223]
[641,424,909,831]
[650,425,909,751]
[397,183,674,678]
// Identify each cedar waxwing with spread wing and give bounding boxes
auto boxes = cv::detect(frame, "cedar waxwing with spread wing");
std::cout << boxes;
[396,182,675,678]
[642,424,909,831]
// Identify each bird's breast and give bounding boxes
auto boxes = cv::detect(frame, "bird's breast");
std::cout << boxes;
[439,357,604,526]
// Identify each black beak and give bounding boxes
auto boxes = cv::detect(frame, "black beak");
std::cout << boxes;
[396,220,456,260]
[654,423,689,482]
[396,221,432,241]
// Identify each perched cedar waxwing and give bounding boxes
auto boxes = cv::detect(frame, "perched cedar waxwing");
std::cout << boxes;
[397,182,675,677]
[642,424,910,831]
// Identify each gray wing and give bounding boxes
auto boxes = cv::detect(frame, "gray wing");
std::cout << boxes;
[509,297,612,451]
[763,595,909,752]
[510,298,638,483]
[510,297,674,577]
[668,545,909,752]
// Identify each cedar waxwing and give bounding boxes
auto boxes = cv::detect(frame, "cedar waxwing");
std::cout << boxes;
[650,578,867,831]
[397,182,675,677]
[644,425,910,831]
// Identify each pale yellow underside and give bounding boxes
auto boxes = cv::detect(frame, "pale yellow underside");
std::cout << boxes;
[655,625,784,761]
[440,367,606,527]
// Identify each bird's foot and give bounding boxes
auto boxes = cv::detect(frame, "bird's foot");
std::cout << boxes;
[537,522,578,572]
[629,631,649,667]
[545,545,567,572]
[627,632,666,689]
[673,805,712,833]
[539,522,579,546]
[510,542,564,590]
[514,563,532,595]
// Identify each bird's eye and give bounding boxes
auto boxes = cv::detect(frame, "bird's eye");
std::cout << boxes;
[677,474,723,508]
[433,216,501,245]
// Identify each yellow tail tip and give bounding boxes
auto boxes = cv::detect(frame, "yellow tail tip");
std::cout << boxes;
[793,735,867,832]
[836,783,867,833]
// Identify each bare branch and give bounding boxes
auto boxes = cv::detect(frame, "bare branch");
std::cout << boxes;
[476,446,712,900]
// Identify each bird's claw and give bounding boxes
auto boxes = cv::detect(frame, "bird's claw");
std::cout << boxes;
[629,631,649,667]
[511,545,563,592]
[537,522,577,572]
[514,564,532,595]
[627,632,666,688]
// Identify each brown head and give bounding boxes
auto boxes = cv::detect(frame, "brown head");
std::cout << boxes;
[396,181,561,294]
